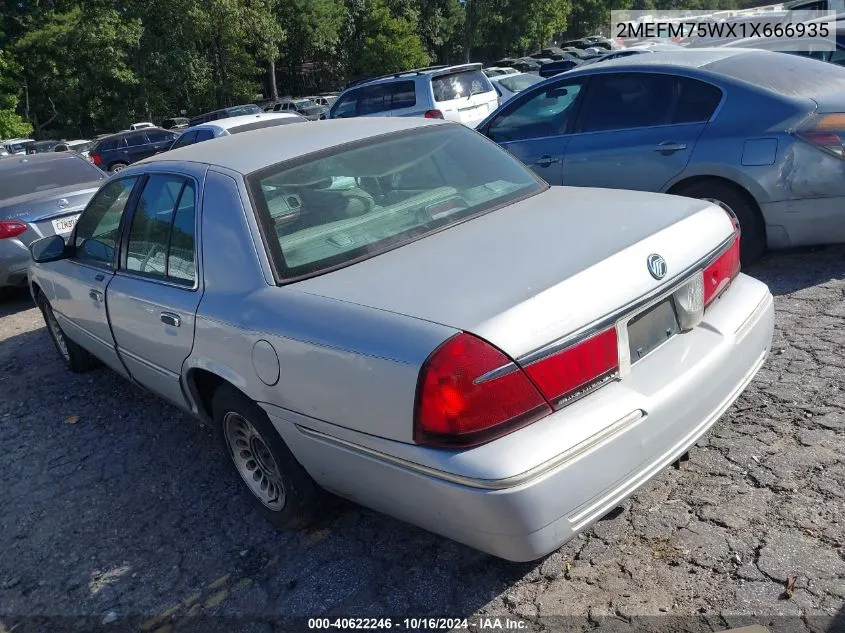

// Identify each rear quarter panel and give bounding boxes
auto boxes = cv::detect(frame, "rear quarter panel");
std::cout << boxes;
[665,76,816,203]
[185,168,457,444]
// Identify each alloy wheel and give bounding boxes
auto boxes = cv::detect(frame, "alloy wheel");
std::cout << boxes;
[223,412,286,511]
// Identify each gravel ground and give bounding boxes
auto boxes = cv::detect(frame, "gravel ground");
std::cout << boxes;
[0,246,844,633]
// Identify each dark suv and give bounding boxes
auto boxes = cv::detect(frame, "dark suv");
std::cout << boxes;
[89,128,178,173]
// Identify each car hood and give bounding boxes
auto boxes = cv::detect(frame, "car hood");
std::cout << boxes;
[293,186,732,358]
[0,182,101,222]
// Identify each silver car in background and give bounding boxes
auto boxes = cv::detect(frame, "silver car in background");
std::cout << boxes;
[164,112,307,152]
[1,152,104,289]
[476,49,845,263]
[27,119,773,561]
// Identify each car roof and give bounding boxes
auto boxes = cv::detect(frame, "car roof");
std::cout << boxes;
[95,128,165,142]
[186,112,303,132]
[563,47,754,77]
[137,117,447,175]
[0,151,88,171]
[350,63,484,89]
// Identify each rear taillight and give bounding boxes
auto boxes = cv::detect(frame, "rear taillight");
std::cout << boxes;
[91,153,102,166]
[703,228,740,306]
[796,113,845,158]
[424,109,444,119]
[522,328,619,407]
[0,221,27,240]
[414,333,551,447]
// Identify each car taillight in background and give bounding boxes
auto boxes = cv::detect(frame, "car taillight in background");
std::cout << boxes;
[0,221,28,240]
[415,333,552,447]
[91,153,102,166]
[424,109,444,119]
[795,113,845,158]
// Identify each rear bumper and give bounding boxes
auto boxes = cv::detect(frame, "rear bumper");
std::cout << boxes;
[269,274,774,561]
[760,196,845,249]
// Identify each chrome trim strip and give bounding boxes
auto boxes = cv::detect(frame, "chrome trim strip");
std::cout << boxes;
[734,292,772,343]
[474,362,518,384]
[295,409,646,491]
[519,234,734,366]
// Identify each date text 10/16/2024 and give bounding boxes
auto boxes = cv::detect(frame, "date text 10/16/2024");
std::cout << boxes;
[307,618,528,630]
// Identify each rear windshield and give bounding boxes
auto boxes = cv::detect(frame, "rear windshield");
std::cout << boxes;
[432,70,494,102]
[248,125,543,281]
[0,156,104,200]
[229,118,306,134]
[498,74,543,93]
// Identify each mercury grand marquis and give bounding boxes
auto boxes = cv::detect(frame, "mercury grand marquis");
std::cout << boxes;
[26,118,774,561]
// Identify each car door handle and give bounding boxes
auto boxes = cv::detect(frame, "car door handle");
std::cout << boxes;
[534,155,561,167]
[89,289,104,302]
[654,142,687,154]
[160,312,181,327]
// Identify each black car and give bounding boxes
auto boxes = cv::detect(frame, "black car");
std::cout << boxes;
[160,116,190,130]
[88,128,178,173]
[538,57,583,78]
[187,104,262,127]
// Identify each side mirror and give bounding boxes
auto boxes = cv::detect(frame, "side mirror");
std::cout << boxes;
[30,235,68,263]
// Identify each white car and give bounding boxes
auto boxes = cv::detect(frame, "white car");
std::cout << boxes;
[165,112,306,152]
[483,66,520,77]
[3,138,34,155]
[489,72,544,105]
[129,122,156,130]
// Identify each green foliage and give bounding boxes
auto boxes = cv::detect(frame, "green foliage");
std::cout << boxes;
[350,0,430,77]
[0,51,32,138]
[0,0,743,139]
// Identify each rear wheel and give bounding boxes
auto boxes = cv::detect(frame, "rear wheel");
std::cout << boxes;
[109,162,128,173]
[212,385,322,529]
[673,180,765,265]
[35,293,99,372]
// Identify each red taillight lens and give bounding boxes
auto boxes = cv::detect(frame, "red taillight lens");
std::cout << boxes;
[796,113,845,158]
[424,109,444,119]
[703,233,740,306]
[523,328,619,407]
[0,221,27,240]
[415,333,551,447]
[91,153,102,166]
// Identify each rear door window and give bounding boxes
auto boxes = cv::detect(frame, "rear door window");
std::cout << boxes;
[125,134,147,147]
[670,77,723,123]
[390,81,417,109]
[432,69,494,102]
[358,85,391,115]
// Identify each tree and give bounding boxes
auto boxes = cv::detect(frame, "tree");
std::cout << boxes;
[0,51,32,138]
[14,6,142,136]
[350,0,429,78]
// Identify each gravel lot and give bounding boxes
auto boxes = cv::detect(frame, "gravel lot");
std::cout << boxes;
[1,246,844,633]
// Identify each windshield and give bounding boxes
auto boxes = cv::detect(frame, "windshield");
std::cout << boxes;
[248,125,543,281]
[0,156,104,200]
[432,70,494,101]
[498,74,543,93]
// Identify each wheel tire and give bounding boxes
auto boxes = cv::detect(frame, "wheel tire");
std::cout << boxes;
[212,385,322,530]
[673,180,765,265]
[109,162,128,173]
[35,293,99,372]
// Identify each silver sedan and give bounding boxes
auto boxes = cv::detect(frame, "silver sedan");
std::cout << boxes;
[27,118,774,561]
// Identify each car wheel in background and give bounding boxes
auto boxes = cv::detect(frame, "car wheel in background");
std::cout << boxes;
[212,385,322,529]
[109,162,128,173]
[35,293,99,372]
[673,179,766,265]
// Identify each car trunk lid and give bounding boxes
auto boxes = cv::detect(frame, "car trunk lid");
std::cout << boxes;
[0,183,99,237]
[293,186,734,360]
